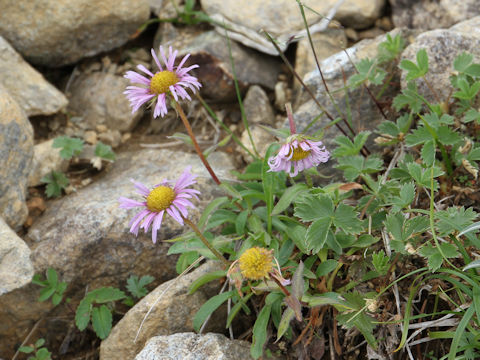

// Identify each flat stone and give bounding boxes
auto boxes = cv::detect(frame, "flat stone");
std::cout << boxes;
[200,0,385,55]
[28,139,69,187]
[400,29,480,103]
[0,36,68,116]
[0,217,33,296]
[100,262,225,360]
[0,0,150,66]
[0,85,33,229]
[155,26,281,102]
[68,72,143,132]
[135,333,255,360]
[390,0,480,30]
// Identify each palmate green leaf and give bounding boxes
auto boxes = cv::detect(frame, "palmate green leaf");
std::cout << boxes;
[91,305,112,339]
[416,49,429,74]
[392,81,423,112]
[335,155,383,182]
[94,142,116,161]
[305,217,332,253]
[193,291,233,332]
[418,243,458,272]
[126,275,154,299]
[421,140,435,166]
[285,224,308,253]
[333,131,371,157]
[405,126,433,146]
[333,204,363,235]
[462,109,480,123]
[41,171,69,198]
[53,136,84,160]
[454,53,474,73]
[390,182,415,213]
[294,194,334,222]
[336,292,377,348]
[251,304,272,359]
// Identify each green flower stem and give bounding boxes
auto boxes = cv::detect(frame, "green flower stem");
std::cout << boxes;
[183,217,230,268]
[174,101,221,185]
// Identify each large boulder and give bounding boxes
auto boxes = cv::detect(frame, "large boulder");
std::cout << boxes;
[135,333,256,360]
[0,0,150,66]
[0,85,33,229]
[390,0,480,30]
[100,261,225,360]
[0,36,67,116]
[400,27,480,103]
[67,72,143,132]
[200,0,385,55]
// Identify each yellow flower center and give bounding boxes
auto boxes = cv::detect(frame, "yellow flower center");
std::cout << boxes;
[289,147,311,161]
[150,71,179,95]
[238,247,273,280]
[146,186,176,212]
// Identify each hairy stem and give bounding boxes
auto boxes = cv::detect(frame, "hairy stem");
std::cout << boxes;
[174,101,221,185]
[184,217,230,267]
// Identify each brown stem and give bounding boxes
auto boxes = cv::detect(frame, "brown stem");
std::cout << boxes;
[286,103,296,134]
[271,275,291,297]
[423,76,442,105]
[174,101,221,185]
[183,217,230,268]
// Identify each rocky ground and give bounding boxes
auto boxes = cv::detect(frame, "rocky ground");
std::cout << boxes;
[1,0,480,359]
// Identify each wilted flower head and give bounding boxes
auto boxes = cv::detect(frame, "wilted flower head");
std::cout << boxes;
[228,247,290,295]
[268,135,330,177]
[124,45,201,118]
[239,247,274,280]
[118,167,200,243]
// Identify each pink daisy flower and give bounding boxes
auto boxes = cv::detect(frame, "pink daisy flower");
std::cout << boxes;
[268,137,330,177]
[124,45,202,118]
[118,167,200,243]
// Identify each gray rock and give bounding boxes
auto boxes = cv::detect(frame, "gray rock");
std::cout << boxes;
[0,149,234,355]
[390,0,480,30]
[450,16,480,39]
[0,86,33,229]
[135,333,255,360]
[0,217,33,296]
[28,139,69,187]
[240,126,276,162]
[400,29,480,103]
[155,26,281,102]
[100,262,225,360]
[28,149,233,287]
[294,29,348,91]
[200,0,385,55]
[0,0,150,66]
[0,36,68,116]
[68,72,143,132]
[244,85,275,126]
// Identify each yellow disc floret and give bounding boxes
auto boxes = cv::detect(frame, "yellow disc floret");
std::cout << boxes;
[150,71,179,95]
[146,186,176,212]
[289,147,311,161]
[238,247,274,280]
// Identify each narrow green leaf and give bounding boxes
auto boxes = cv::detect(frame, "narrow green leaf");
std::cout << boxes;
[189,270,226,294]
[226,293,253,328]
[91,305,113,339]
[272,184,308,215]
[75,298,92,331]
[193,291,233,332]
[277,307,295,342]
[251,304,272,359]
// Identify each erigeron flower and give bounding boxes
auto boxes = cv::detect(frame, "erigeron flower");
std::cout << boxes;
[228,247,290,295]
[124,46,201,118]
[118,167,200,243]
[268,135,330,177]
